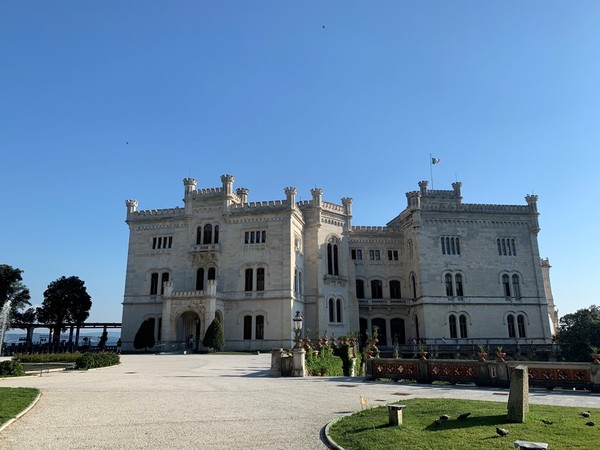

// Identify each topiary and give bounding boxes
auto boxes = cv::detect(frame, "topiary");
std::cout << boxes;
[203,317,224,352]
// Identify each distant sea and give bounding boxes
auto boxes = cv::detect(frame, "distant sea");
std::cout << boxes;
[3,330,122,346]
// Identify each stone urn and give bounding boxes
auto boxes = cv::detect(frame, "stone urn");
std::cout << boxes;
[418,351,428,360]
[592,353,600,364]
[478,352,488,362]
[496,352,507,362]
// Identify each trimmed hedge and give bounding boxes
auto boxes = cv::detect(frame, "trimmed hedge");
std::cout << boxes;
[75,352,120,370]
[14,352,82,363]
[0,360,25,377]
[306,346,344,376]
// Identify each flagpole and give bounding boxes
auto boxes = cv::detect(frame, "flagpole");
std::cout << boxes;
[429,153,434,190]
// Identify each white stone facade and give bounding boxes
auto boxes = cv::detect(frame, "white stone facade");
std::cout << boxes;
[121,176,557,352]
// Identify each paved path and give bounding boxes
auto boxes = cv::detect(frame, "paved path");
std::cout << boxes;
[1,354,600,449]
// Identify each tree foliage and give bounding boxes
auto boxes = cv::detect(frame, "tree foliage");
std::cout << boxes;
[133,318,156,351]
[555,305,600,361]
[203,317,224,352]
[36,276,92,346]
[0,264,32,322]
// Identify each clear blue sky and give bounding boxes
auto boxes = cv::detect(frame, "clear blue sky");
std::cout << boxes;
[1,1,598,323]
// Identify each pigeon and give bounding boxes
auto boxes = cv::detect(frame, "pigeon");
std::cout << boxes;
[586,421,595,426]
[542,419,553,425]
[496,427,509,437]
[439,414,449,421]
[581,411,591,418]
[457,412,471,420]
[434,418,442,425]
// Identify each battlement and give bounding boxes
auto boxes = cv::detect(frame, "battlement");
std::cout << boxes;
[322,201,344,213]
[351,226,391,232]
[129,207,185,219]
[230,200,286,212]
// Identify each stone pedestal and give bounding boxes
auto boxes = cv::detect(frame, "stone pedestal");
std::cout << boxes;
[270,349,284,377]
[388,404,406,426]
[292,348,306,377]
[507,365,529,423]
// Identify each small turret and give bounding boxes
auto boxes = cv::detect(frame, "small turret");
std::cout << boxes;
[284,187,297,209]
[452,182,462,200]
[236,188,249,204]
[418,180,428,195]
[183,178,197,196]
[311,188,323,207]
[221,174,235,196]
[342,197,353,230]
[526,194,540,233]
[125,199,138,215]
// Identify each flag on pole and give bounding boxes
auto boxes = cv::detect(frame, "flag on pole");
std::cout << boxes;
[431,157,441,165]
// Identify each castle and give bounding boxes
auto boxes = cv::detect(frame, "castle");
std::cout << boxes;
[120,175,558,352]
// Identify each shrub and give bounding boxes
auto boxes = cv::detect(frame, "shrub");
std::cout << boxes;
[306,346,344,376]
[203,318,225,351]
[0,360,24,377]
[75,352,120,370]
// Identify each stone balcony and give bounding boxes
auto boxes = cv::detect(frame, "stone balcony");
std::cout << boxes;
[359,298,409,307]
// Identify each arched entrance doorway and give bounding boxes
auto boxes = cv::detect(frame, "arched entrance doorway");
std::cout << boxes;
[177,311,201,351]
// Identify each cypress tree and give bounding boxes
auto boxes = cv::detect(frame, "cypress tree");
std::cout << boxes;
[203,318,224,352]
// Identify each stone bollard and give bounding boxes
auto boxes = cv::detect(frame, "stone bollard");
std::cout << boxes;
[270,349,284,377]
[388,404,406,426]
[507,365,529,423]
[292,348,306,377]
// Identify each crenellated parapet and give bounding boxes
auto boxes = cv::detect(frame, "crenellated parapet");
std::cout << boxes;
[127,207,185,221]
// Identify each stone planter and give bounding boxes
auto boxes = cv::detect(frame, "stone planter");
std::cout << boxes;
[496,352,507,362]
[478,352,488,362]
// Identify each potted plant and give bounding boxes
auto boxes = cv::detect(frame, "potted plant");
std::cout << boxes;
[367,326,379,347]
[496,345,506,362]
[477,344,488,362]
[590,345,600,364]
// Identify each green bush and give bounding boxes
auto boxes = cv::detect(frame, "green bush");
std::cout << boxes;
[306,346,344,376]
[0,360,24,377]
[75,352,120,370]
[203,318,225,351]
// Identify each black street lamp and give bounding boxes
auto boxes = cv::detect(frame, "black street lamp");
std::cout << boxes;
[293,311,303,348]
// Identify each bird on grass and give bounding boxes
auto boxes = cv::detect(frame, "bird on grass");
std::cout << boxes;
[457,412,471,420]
[581,411,591,418]
[439,414,449,421]
[542,419,553,425]
[586,421,595,426]
[496,427,509,437]
[434,418,443,425]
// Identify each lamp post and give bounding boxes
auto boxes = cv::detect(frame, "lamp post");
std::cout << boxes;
[293,311,303,348]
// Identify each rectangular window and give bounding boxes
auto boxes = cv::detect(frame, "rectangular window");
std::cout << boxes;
[387,250,398,261]
[244,230,267,245]
[441,236,460,255]
[351,249,363,260]
[152,236,173,249]
[356,280,365,299]
[369,250,380,261]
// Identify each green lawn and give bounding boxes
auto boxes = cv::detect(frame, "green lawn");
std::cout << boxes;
[0,387,39,426]
[328,398,599,450]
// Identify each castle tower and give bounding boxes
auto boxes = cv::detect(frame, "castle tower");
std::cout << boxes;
[284,187,297,209]
[236,187,249,204]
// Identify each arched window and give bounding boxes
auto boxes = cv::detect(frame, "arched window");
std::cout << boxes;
[512,274,521,299]
[160,273,169,295]
[256,268,265,291]
[336,299,342,323]
[390,280,401,299]
[150,273,159,295]
[507,314,516,338]
[517,314,526,338]
[196,268,204,291]
[294,269,298,293]
[245,268,253,291]
[356,280,365,299]
[371,280,383,299]
[196,227,202,245]
[455,274,464,297]
[214,225,219,244]
[203,224,213,245]
[208,267,216,280]
[328,298,335,322]
[327,243,333,275]
[333,244,339,276]
[449,315,457,338]
[502,274,511,297]
[445,274,453,296]
[411,274,417,300]
[459,314,468,338]
[298,271,302,294]
[243,315,252,340]
[255,315,264,340]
